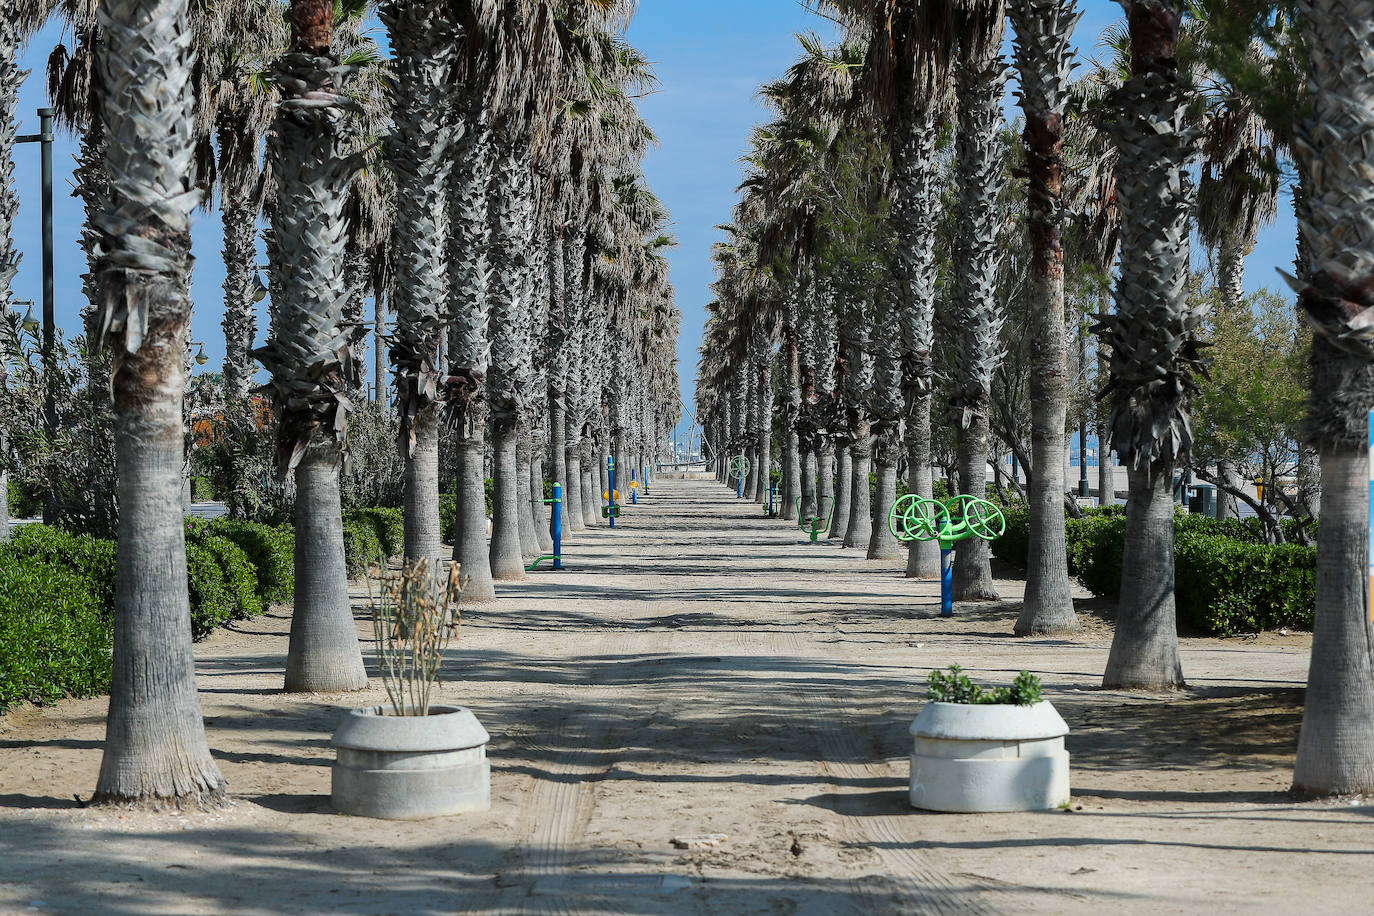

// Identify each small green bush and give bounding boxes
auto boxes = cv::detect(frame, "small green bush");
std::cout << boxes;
[0,556,111,712]
[1175,535,1315,635]
[342,516,384,577]
[927,665,1043,706]
[208,518,294,604]
[191,475,217,501]
[439,493,457,544]
[3,524,116,614]
[345,508,405,559]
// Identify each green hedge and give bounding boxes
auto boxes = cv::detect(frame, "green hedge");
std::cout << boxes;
[207,518,294,604]
[3,525,117,614]
[345,508,404,559]
[991,507,1314,635]
[0,557,111,712]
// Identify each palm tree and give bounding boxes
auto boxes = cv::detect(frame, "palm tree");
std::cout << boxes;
[90,0,226,806]
[1007,0,1084,635]
[255,0,368,693]
[1094,0,1205,690]
[1288,0,1374,797]
[381,0,458,564]
[949,3,1007,599]
[0,3,28,542]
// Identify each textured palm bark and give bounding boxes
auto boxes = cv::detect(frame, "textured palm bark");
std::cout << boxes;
[904,395,939,577]
[452,409,495,602]
[800,447,818,521]
[564,449,585,532]
[1287,0,1374,790]
[530,447,552,554]
[867,441,902,559]
[755,357,772,506]
[828,444,849,540]
[782,312,801,519]
[0,16,17,542]
[403,409,443,562]
[1010,0,1081,634]
[843,433,872,549]
[596,433,610,517]
[1293,444,1374,794]
[1103,464,1184,689]
[1095,0,1201,680]
[580,436,599,527]
[1097,450,1115,507]
[97,285,227,806]
[953,412,1000,599]
[287,446,368,692]
[90,0,227,806]
[515,424,540,560]
[549,395,570,534]
[489,418,526,580]
[1214,459,1240,520]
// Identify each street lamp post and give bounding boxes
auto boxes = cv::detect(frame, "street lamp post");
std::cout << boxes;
[16,109,55,522]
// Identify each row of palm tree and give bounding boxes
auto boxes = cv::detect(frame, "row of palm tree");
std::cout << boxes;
[0,0,681,806]
[697,0,1374,797]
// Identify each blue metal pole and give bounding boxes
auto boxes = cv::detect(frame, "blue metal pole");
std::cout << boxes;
[552,483,562,570]
[608,456,616,529]
[940,548,954,617]
[736,463,743,499]
[631,468,637,504]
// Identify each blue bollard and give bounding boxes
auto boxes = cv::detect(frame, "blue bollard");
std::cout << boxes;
[940,548,954,617]
[552,482,562,570]
[631,468,638,504]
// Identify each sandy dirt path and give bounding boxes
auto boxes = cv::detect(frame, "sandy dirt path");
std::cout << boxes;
[0,476,1370,915]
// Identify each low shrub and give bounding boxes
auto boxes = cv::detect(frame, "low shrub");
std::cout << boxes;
[439,493,457,544]
[3,524,117,614]
[346,508,405,559]
[1175,535,1315,635]
[208,518,295,604]
[342,515,384,577]
[0,556,111,712]
[927,665,1043,706]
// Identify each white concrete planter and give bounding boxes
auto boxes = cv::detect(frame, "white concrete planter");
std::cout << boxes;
[331,704,490,819]
[908,701,1070,812]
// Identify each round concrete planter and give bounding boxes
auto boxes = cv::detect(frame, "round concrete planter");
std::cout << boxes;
[908,701,1069,813]
[331,705,490,819]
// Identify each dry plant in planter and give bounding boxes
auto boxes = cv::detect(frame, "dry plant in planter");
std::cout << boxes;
[330,558,491,819]
[370,558,463,716]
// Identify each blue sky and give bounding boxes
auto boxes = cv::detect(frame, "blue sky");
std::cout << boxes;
[8,2,1298,442]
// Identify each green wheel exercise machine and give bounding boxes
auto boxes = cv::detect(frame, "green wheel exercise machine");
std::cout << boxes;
[795,497,834,543]
[888,494,1005,616]
[726,454,750,499]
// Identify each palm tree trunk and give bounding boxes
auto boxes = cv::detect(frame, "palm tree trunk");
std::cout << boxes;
[403,409,443,562]
[564,448,584,532]
[515,421,539,559]
[1097,449,1114,507]
[953,412,1000,599]
[800,444,818,521]
[1293,440,1374,794]
[489,416,526,579]
[868,432,901,559]
[580,435,598,526]
[844,430,872,548]
[92,0,226,805]
[530,442,552,554]
[904,392,939,578]
[287,446,368,690]
[1010,0,1080,634]
[756,357,772,506]
[1103,464,1184,688]
[453,409,495,601]
[1217,229,1246,308]
[0,16,17,543]
[1214,459,1240,520]
[829,443,848,540]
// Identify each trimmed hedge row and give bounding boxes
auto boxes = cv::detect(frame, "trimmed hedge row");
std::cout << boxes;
[991,506,1315,636]
[0,507,409,713]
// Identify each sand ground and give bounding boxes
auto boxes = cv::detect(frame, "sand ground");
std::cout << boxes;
[0,476,1369,915]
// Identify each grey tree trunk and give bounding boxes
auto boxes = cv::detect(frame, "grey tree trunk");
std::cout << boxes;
[287,447,368,692]
[1217,230,1246,308]
[756,359,772,507]
[1097,450,1115,507]
[489,417,526,579]
[93,19,228,797]
[0,12,18,538]
[800,445,818,521]
[564,449,584,533]
[596,436,610,518]
[1215,459,1240,520]
[953,412,1000,599]
[549,389,569,537]
[1102,464,1184,689]
[1293,444,1374,794]
[515,424,540,559]
[1010,0,1080,634]
[844,438,872,548]
[453,418,495,601]
[403,409,443,562]
[829,444,849,540]
[867,447,902,559]
[904,395,940,578]
[531,446,552,554]
[1297,444,1321,518]
[580,437,598,526]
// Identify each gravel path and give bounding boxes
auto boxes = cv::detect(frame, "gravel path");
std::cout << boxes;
[0,476,1368,914]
